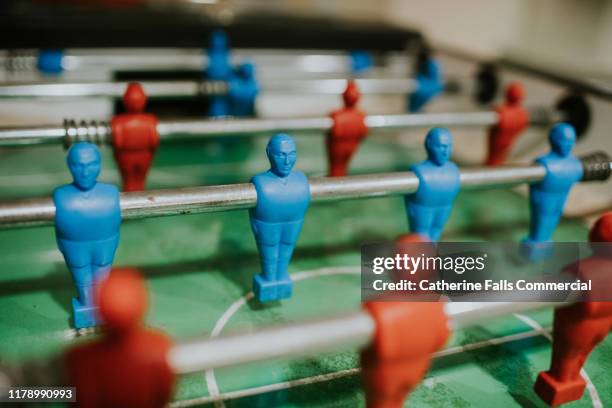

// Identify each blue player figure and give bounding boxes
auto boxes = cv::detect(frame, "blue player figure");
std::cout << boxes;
[53,142,121,328]
[206,30,232,117]
[349,50,373,74]
[521,123,583,260]
[37,49,64,75]
[409,58,444,112]
[228,62,259,117]
[250,134,310,302]
[404,128,460,241]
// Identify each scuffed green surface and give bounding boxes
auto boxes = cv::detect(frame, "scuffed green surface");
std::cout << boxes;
[0,134,608,407]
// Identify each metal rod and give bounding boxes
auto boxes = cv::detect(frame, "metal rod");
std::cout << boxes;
[0,125,68,146]
[170,311,375,375]
[0,80,222,99]
[169,301,558,374]
[0,111,503,148]
[157,111,499,142]
[0,299,565,388]
[364,111,498,130]
[0,78,425,100]
[260,78,417,94]
[2,49,408,75]
[156,117,335,141]
[0,164,560,229]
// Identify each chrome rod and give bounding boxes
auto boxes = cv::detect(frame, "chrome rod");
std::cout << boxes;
[169,301,558,374]
[0,78,425,99]
[2,49,409,75]
[0,162,591,229]
[156,117,334,141]
[157,111,499,142]
[259,78,417,94]
[0,125,67,146]
[170,311,375,375]
[0,300,563,388]
[0,299,568,388]
[0,110,505,147]
[364,111,498,130]
[0,80,222,99]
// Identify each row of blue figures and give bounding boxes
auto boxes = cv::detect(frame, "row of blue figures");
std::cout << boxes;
[206,30,259,117]
[403,123,583,263]
[39,39,440,115]
[52,126,582,325]
[250,134,310,302]
[521,123,582,260]
[53,143,121,328]
[247,126,582,301]
[53,135,311,327]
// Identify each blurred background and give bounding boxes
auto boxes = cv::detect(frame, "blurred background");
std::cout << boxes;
[0,0,609,215]
[3,0,612,76]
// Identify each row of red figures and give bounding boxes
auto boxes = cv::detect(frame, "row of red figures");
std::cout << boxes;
[110,80,530,191]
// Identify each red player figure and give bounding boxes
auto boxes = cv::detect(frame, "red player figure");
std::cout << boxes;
[111,83,159,191]
[65,268,175,408]
[534,212,612,406]
[393,233,440,300]
[486,82,529,166]
[361,301,449,408]
[327,80,368,176]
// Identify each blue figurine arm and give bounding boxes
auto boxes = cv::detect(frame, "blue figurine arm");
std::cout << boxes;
[52,185,68,245]
[295,171,312,205]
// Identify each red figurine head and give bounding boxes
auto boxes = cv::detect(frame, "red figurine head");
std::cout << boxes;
[123,83,148,113]
[343,80,360,108]
[505,82,525,105]
[589,212,612,243]
[98,268,148,334]
[396,233,429,244]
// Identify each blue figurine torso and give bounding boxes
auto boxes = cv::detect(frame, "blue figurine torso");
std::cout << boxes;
[228,76,259,117]
[250,170,310,223]
[206,32,233,117]
[350,50,373,74]
[409,59,444,112]
[521,125,583,258]
[532,153,583,195]
[207,50,232,81]
[409,160,460,206]
[54,182,121,242]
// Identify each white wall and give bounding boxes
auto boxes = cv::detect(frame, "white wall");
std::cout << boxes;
[384,0,612,76]
[384,0,524,58]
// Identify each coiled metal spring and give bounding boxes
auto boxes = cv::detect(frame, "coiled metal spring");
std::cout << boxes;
[63,119,111,148]
[4,51,37,73]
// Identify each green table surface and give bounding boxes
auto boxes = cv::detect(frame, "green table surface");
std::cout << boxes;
[0,133,608,407]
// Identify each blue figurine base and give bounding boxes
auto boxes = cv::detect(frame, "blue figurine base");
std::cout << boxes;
[520,239,554,261]
[253,274,293,302]
[72,297,99,329]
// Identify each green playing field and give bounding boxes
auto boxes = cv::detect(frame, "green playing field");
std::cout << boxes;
[0,133,609,407]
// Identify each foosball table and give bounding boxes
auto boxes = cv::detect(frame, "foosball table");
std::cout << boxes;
[0,7,611,408]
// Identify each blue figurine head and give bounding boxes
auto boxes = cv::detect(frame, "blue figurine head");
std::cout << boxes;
[549,123,576,157]
[37,49,64,75]
[238,62,255,79]
[425,128,453,166]
[210,30,228,51]
[266,134,297,178]
[422,58,442,80]
[67,142,101,191]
